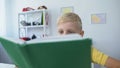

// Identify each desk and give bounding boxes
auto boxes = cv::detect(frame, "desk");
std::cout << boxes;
[0,63,94,68]
[0,63,15,68]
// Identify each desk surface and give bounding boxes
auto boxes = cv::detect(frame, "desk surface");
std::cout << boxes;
[0,63,15,68]
[0,63,94,68]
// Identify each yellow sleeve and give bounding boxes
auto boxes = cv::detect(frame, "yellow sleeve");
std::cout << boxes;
[92,47,108,66]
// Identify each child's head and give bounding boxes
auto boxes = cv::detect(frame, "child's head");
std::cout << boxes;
[57,12,84,37]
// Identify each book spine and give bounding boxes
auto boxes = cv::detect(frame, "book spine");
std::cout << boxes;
[16,44,33,68]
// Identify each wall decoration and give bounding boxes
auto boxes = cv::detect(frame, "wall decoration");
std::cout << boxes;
[61,6,74,14]
[91,13,106,24]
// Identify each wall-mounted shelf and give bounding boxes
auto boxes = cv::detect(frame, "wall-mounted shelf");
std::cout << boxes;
[18,9,49,39]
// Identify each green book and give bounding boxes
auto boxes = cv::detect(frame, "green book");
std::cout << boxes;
[0,34,92,68]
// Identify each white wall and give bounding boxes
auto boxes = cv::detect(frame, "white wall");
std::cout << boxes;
[5,0,120,67]
[0,0,13,63]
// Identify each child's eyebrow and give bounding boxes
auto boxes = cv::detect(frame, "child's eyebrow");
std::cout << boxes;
[67,30,76,33]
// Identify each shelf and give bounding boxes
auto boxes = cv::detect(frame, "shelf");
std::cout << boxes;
[19,25,47,28]
[18,9,49,38]
[19,9,46,15]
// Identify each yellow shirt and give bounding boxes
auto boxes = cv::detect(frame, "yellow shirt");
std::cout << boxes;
[92,47,108,66]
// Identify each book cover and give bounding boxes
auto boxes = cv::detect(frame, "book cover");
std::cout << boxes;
[0,34,92,68]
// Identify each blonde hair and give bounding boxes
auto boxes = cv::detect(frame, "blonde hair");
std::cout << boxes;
[57,12,82,29]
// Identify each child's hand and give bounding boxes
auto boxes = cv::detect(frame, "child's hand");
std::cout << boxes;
[105,57,120,68]
[15,65,18,68]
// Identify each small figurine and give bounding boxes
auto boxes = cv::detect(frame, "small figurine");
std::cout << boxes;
[31,34,37,39]
[37,5,47,10]
[22,7,35,12]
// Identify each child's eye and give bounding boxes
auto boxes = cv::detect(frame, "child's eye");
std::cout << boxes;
[58,30,63,34]
[67,31,75,34]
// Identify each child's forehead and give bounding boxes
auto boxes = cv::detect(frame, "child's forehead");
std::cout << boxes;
[58,22,79,28]
[58,22,82,30]
[58,21,78,26]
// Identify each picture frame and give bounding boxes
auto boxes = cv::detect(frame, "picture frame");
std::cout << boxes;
[61,6,74,14]
[91,13,106,24]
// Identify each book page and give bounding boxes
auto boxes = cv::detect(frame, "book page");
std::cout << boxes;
[26,34,83,44]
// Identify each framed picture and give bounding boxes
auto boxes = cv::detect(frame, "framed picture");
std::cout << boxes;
[91,13,106,24]
[61,6,74,14]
